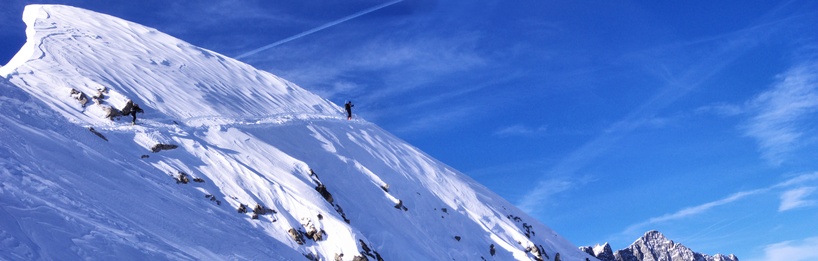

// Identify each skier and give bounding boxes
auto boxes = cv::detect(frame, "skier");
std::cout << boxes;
[345,101,354,120]
[130,103,144,125]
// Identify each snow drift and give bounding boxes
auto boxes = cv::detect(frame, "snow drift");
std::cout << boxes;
[0,5,594,260]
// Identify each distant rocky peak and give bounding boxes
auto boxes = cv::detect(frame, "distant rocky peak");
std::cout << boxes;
[595,242,614,256]
[635,230,678,250]
[580,242,615,261]
[641,230,669,243]
[581,230,738,261]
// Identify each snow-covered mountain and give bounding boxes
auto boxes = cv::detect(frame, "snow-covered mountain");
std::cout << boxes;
[0,5,596,260]
[580,231,738,261]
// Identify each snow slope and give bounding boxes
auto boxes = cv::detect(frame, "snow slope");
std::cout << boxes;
[1,5,595,260]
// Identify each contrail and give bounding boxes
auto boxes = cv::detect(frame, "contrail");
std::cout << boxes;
[236,0,403,59]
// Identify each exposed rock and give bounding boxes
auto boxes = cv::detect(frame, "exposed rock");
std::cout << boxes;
[204,194,221,205]
[358,240,384,261]
[526,244,547,261]
[120,99,134,115]
[151,143,178,153]
[175,171,189,184]
[360,240,372,254]
[253,204,274,215]
[335,204,350,224]
[394,199,407,211]
[507,214,522,223]
[288,228,305,245]
[315,184,334,204]
[70,88,89,107]
[237,204,247,214]
[91,86,107,104]
[302,218,324,241]
[523,222,534,238]
[101,105,121,120]
[580,242,615,261]
[88,127,107,141]
[304,253,318,261]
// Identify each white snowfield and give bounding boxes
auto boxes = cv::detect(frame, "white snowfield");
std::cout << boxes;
[0,5,595,261]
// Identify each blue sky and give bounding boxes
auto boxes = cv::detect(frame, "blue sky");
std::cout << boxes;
[3,0,818,259]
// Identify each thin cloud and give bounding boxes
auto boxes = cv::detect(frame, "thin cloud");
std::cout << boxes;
[774,172,818,188]
[742,62,818,165]
[351,33,488,100]
[603,116,673,134]
[517,177,597,213]
[515,3,786,215]
[389,104,479,134]
[235,0,404,59]
[746,236,818,261]
[696,103,745,117]
[779,187,817,212]
[618,172,818,237]
[494,124,548,138]
[620,189,766,236]
[268,32,487,104]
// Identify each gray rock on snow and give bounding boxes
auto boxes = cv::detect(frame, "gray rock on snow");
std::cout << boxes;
[151,143,178,152]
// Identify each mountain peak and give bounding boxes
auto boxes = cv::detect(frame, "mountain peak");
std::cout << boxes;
[581,242,615,261]
[582,231,738,261]
[638,230,673,246]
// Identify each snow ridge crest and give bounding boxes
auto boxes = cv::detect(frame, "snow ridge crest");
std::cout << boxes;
[3,4,341,126]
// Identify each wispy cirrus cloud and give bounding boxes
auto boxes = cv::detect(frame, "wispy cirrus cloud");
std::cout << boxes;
[263,30,490,119]
[779,187,817,212]
[617,172,818,237]
[389,103,478,134]
[742,62,818,165]
[746,236,818,261]
[494,124,548,138]
[695,103,745,117]
[619,189,766,236]
[515,3,791,215]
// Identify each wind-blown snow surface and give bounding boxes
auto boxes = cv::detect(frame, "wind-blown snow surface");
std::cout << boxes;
[1,5,594,260]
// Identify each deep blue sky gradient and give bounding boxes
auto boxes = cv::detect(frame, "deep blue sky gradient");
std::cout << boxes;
[3,1,818,259]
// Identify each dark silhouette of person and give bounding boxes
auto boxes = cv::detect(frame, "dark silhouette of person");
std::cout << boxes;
[345,101,354,120]
[130,103,144,125]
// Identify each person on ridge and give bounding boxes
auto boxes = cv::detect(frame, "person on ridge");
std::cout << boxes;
[345,101,354,120]
[130,103,144,125]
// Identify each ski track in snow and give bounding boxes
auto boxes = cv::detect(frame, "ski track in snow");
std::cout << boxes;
[0,4,596,261]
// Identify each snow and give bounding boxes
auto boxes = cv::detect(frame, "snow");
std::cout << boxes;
[1,4,596,261]
[593,243,609,256]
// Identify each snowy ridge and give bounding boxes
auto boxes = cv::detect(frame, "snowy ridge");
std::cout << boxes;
[1,5,594,260]
[0,4,340,127]
[580,231,738,261]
